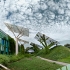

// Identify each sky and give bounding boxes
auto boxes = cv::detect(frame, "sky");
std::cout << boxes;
[0,0,70,45]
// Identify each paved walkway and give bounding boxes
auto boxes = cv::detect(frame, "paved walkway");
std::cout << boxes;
[37,56,70,66]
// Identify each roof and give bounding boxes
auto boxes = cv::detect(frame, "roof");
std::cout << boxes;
[27,49,34,53]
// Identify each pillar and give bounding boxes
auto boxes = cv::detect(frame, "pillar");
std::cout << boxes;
[16,37,18,55]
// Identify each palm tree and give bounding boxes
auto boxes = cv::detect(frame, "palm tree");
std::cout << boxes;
[37,34,55,54]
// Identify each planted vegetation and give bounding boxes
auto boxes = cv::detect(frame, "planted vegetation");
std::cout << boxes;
[8,56,62,70]
[37,45,70,61]
[0,34,70,70]
[0,45,70,70]
[59,56,70,63]
[0,54,62,70]
[0,54,10,66]
[36,33,56,54]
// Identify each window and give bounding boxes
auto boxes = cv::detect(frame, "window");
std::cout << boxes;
[0,38,1,44]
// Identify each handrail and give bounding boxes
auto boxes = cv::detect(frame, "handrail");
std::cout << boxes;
[0,64,10,70]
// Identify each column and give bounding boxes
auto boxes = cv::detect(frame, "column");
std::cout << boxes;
[16,37,18,55]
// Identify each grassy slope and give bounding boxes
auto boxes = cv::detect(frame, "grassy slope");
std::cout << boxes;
[59,56,70,63]
[37,46,70,61]
[8,56,62,70]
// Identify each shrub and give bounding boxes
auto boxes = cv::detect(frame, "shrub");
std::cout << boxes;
[10,54,24,62]
[8,36,15,54]
[24,54,32,57]
[30,43,40,53]
[64,44,70,48]
[20,44,25,54]
[37,49,46,56]
[0,54,10,66]
[0,54,25,65]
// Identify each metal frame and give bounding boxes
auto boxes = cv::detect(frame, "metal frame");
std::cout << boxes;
[35,32,60,45]
[4,22,29,55]
[18,39,29,44]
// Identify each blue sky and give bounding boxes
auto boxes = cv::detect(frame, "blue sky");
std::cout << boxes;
[0,0,70,45]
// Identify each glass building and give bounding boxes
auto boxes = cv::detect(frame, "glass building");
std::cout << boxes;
[0,29,9,54]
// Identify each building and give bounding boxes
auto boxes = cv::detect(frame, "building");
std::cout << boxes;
[27,49,34,54]
[0,29,9,54]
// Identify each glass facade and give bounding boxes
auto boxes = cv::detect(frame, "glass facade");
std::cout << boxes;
[0,29,9,54]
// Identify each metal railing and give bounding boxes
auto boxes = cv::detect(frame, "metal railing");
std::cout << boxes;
[0,64,10,70]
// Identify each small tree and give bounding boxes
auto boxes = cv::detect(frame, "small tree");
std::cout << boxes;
[20,44,25,54]
[64,44,70,48]
[30,43,40,53]
[8,36,15,54]
[25,47,30,53]
[37,34,55,54]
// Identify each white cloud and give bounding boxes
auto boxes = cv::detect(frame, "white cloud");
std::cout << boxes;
[0,0,70,45]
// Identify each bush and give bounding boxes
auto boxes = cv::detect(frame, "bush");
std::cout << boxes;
[0,53,32,66]
[10,54,24,62]
[24,54,33,57]
[37,49,46,55]
[20,44,25,54]
[30,43,40,53]
[8,36,15,54]
[0,54,10,66]
[64,44,70,48]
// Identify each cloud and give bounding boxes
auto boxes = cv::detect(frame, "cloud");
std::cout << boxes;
[0,0,70,45]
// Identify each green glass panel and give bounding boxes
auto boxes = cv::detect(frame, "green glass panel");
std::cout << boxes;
[61,66,66,70]
[66,64,70,70]
[0,29,9,54]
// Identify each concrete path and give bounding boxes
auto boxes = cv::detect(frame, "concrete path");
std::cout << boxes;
[37,56,70,66]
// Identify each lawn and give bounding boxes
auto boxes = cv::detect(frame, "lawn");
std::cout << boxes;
[59,56,70,63]
[37,46,70,61]
[8,56,62,70]
[0,45,69,70]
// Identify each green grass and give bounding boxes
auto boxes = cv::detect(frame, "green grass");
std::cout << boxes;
[37,46,70,61]
[0,54,10,66]
[59,56,70,63]
[8,56,62,70]
[1,45,70,70]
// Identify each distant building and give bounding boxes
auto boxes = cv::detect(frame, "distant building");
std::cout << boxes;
[0,29,9,54]
[27,49,34,54]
